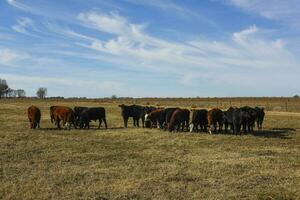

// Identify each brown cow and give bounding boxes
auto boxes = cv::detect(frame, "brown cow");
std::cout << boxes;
[207,108,223,134]
[144,108,164,128]
[168,109,190,132]
[50,106,76,129]
[27,105,41,129]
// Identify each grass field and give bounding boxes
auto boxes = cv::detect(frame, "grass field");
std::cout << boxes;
[1,99,300,200]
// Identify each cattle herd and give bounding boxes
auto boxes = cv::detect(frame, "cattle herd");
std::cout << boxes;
[27,104,265,135]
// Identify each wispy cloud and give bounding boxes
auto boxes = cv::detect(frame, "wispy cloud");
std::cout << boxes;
[0,49,19,64]
[3,1,300,97]
[224,0,300,25]
[77,11,297,73]
[11,17,37,37]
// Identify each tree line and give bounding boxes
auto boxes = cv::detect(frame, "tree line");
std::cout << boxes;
[0,78,47,99]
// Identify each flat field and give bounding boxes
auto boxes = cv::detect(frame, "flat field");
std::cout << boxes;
[0,98,300,200]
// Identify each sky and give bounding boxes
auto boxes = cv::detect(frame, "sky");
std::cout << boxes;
[0,0,300,97]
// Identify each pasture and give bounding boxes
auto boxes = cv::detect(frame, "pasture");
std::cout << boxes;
[1,98,300,200]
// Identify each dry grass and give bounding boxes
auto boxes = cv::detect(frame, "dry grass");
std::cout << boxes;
[0,99,300,200]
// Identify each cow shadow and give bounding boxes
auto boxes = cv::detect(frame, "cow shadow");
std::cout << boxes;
[251,128,296,139]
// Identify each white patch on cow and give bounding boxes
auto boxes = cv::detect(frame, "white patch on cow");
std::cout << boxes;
[65,122,70,130]
[145,114,148,121]
[189,124,194,133]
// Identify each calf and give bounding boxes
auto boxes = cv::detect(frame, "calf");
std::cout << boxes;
[27,105,41,129]
[141,106,157,128]
[189,109,208,132]
[118,104,144,128]
[168,109,190,132]
[79,107,107,129]
[207,108,223,134]
[145,108,164,128]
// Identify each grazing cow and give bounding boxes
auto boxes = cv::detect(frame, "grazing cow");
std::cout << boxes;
[240,106,257,132]
[145,109,164,128]
[79,107,107,129]
[207,108,223,134]
[223,107,245,135]
[189,109,208,132]
[255,107,265,129]
[27,105,41,129]
[159,107,179,129]
[50,106,76,129]
[168,109,190,132]
[141,106,157,128]
[118,104,144,128]
[74,106,88,125]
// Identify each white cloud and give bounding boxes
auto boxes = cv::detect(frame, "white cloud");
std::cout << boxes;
[0,49,22,64]
[76,11,298,75]
[6,0,31,12]
[0,49,17,64]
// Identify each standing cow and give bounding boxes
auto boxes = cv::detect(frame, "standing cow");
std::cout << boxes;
[79,107,107,129]
[189,109,208,132]
[223,107,245,135]
[50,106,76,129]
[73,106,88,126]
[144,108,164,128]
[27,105,41,129]
[255,107,265,130]
[118,104,144,128]
[240,106,257,133]
[207,108,223,134]
[168,109,190,132]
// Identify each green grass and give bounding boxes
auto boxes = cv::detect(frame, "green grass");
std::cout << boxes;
[0,99,300,199]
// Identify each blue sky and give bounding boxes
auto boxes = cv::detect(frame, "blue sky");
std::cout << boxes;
[0,0,300,97]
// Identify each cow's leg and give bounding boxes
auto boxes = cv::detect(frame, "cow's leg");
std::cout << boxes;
[37,120,40,129]
[141,117,145,128]
[102,118,107,129]
[212,123,216,133]
[136,118,140,127]
[56,119,61,129]
[124,117,128,128]
[98,118,102,129]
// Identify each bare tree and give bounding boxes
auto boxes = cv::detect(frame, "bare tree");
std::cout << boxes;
[16,89,26,98]
[36,87,47,99]
[0,79,9,98]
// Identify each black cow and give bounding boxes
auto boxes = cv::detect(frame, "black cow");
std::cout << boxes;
[255,107,265,129]
[223,107,245,135]
[118,104,144,128]
[159,107,179,129]
[240,106,257,132]
[79,107,107,129]
[189,109,208,132]
[74,106,88,125]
